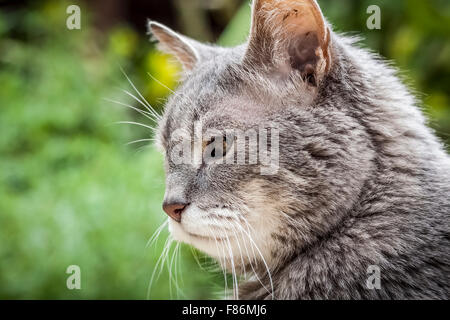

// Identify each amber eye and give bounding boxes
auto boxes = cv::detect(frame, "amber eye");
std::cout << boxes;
[203,136,228,160]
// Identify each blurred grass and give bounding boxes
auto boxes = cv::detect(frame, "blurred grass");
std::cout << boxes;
[0,0,449,300]
[0,1,223,299]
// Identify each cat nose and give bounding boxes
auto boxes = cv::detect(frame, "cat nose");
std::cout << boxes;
[162,202,188,222]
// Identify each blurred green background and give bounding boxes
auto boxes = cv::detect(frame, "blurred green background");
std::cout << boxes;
[0,0,448,299]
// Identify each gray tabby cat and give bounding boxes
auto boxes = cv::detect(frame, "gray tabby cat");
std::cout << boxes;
[148,0,450,299]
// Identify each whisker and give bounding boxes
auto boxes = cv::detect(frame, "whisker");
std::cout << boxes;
[206,223,229,299]
[225,213,268,294]
[115,121,156,132]
[146,219,169,249]
[233,214,258,266]
[147,72,176,95]
[126,138,155,146]
[102,97,156,122]
[175,243,186,297]
[133,143,156,156]
[147,71,197,108]
[121,89,162,121]
[120,66,162,120]
[168,244,174,299]
[147,236,173,299]
[234,217,269,294]
[233,222,274,299]
[147,236,167,299]
[169,242,183,299]
[222,218,247,278]
[190,247,219,273]
[190,247,206,271]
[220,225,238,300]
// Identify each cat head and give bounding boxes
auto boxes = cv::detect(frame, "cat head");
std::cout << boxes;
[149,0,375,273]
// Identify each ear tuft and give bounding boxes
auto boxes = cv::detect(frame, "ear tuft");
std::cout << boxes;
[148,20,199,71]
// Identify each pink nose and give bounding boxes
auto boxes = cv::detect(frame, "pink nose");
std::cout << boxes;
[162,202,187,222]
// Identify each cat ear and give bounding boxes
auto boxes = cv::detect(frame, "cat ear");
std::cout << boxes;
[244,0,332,85]
[148,21,200,71]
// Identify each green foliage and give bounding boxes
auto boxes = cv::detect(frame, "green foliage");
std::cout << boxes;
[219,3,252,47]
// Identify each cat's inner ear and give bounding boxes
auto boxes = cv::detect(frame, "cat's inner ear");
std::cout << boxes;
[245,0,332,85]
[148,21,199,71]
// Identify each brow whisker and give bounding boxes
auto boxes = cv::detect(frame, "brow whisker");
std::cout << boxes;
[126,138,155,146]
[120,66,162,121]
[147,72,176,95]
[103,97,157,122]
[121,89,162,121]
[147,71,198,108]
[115,121,156,132]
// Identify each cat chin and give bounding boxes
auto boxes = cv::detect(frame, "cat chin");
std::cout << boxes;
[168,218,241,260]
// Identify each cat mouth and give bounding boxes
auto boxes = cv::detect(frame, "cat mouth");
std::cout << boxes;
[186,231,233,242]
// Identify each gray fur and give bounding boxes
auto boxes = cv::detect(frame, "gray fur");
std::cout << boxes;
[149,1,450,300]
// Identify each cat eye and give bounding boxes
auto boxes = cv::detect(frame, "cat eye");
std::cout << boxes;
[203,136,230,161]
